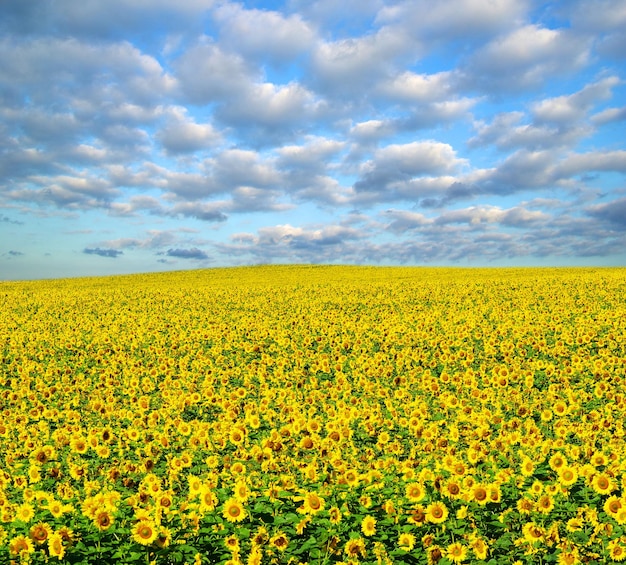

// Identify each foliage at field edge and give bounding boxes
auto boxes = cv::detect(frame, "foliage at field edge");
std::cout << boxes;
[1,266,626,565]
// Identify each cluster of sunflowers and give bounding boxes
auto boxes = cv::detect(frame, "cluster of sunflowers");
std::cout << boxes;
[1,265,625,565]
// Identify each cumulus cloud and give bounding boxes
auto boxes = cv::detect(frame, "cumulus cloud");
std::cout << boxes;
[469,77,621,151]
[532,76,620,124]
[376,0,527,42]
[353,141,467,200]
[586,196,626,228]
[310,25,417,96]
[382,209,432,233]
[461,25,591,93]
[592,106,626,126]
[377,71,457,103]
[1,215,24,225]
[173,38,256,105]
[83,247,123,258]
[156,107,221,155]
[0,0,216,40]
[165,247,210,260]
[213,3,315,63]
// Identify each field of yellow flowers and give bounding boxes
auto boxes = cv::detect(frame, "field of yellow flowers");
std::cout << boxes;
[1,265,626,565]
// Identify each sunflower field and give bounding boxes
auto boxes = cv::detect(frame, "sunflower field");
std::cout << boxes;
[1,265,626,565]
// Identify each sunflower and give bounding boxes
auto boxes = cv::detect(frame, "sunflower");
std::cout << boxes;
[93,510,114,531]
[155,527,172,549]
[520,457,534,477]
[426,546,444,565]
[361,515,376,536]
[56,526,75,545]
[300,491,325,515]
[48,532,65,560]
[470,537,488,560]
[522,522,545,544]
[230,462,246,475]
[615,508,626,526]
[446,541,467,564]
[408,504,427,525]
[32,448,49,465]
[70,437,88,455]
[299,436,314,450]
[471,484,489,505]
[188,475,203,497]
[397,532,415,551]
[517,497,533,515]
[247,546,263,565]
[549,453,567,472]
[158,492,174,512]
[591,472,614,495]
[608,539,626,562]
[15,502,35,523]
[223,498,247,523]
[199,488,218,512]
[425,501,448,524]
[9,535,34,557]
[344,537,366,559]
[558,466,578,487]
[233,480,251,502]
[270,532,289,552]
[590,451,608,467]
[252,526,269,546]
[132,520,158,546]
[328,506,342,525]
[487,484,501,504]
[343,468,359,487]
[405,482,426,503]
[604,495,622,517]
[224,534,240,553]
[566,517,583,532]
[443,480,462,499]
[295,515,311,535]
[557,548,581,565]
[536,494,554,514]
[229,427,246,446]
[29,522,52,545]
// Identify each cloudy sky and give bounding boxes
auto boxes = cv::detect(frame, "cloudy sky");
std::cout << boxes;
[1,0,625,279]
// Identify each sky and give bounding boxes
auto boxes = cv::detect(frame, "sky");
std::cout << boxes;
[1,0,625,280]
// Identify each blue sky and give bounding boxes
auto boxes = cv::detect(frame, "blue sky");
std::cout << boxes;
[1,0,625,280]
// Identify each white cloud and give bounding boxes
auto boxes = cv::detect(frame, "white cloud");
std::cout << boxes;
[210,149,282,189]
[556,150,626,177]
[373,141,466,176]
[0,36,175,106]
[376,0,527,40]
[532,76,620,124]
[568,0,626,32]
[592,106,626,126]
[217,81,322,131]
[174,38,256,104]
[277,136,345,169]
[230,222,366,250]
[463,24,591,92]
[470,112,590,151]
[435,205,549,226]
[468,77,621,151]
[378,71,456,103]
[311,25,416,94]
[214,3,315,63]
[349,119,396,142]
[383,209,432,233]
[156,107,221,154]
